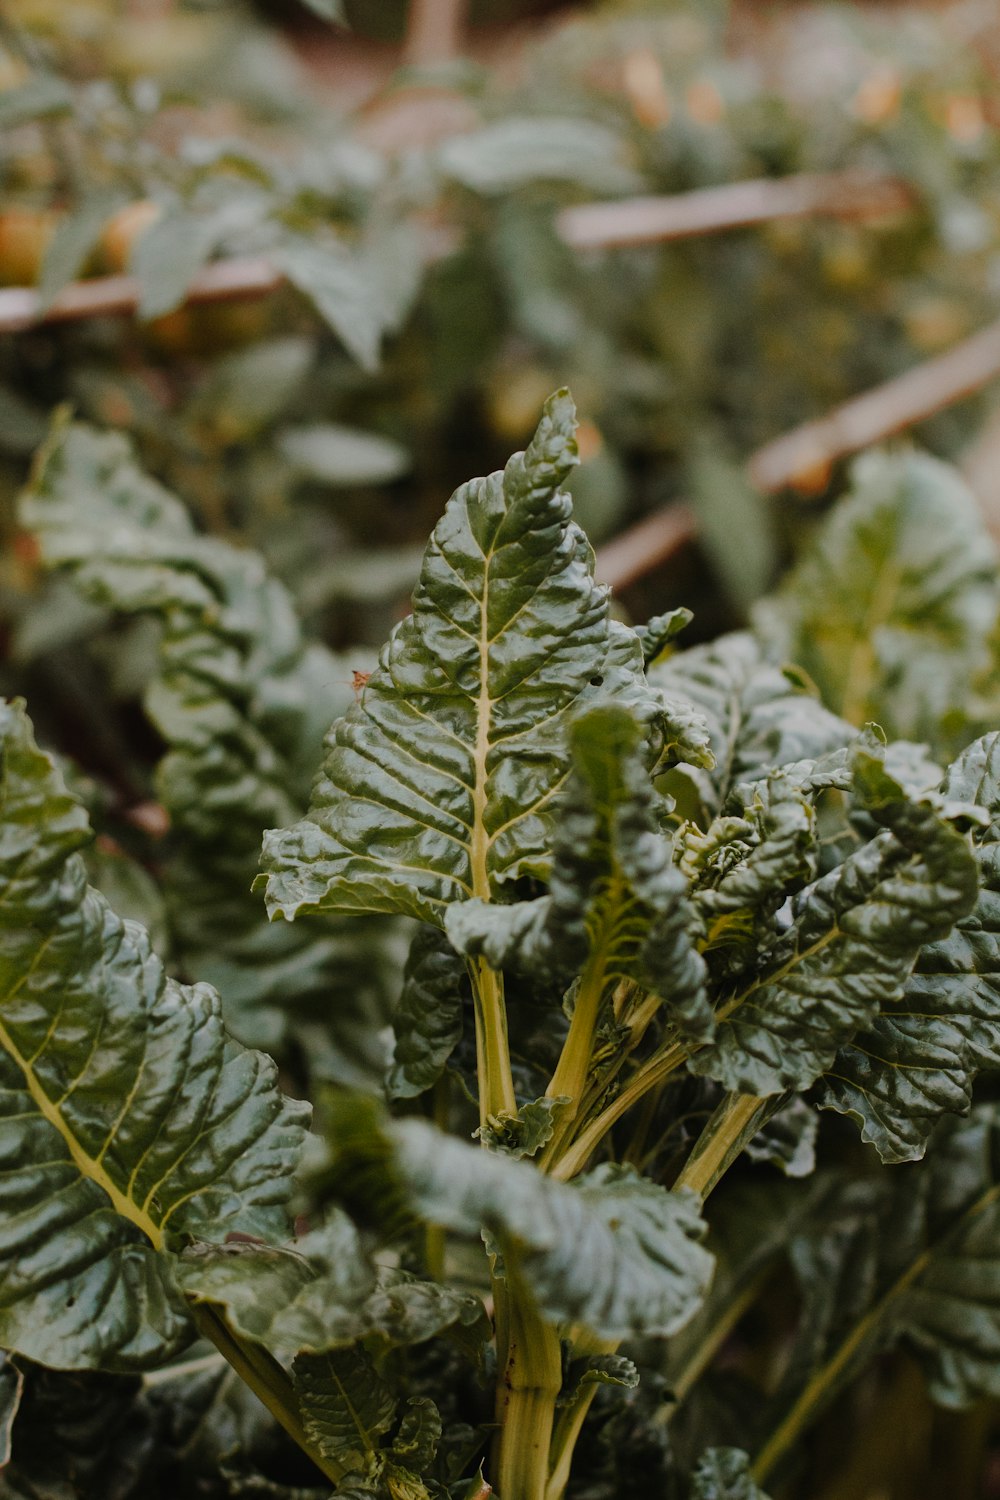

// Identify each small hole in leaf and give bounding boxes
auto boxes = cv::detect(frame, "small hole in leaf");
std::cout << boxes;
[589,675,604,686]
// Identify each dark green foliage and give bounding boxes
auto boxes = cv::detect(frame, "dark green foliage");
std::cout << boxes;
[7,397,1000,1499]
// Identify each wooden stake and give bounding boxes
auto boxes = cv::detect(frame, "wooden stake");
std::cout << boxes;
[748,315,1000,493]
[403,0,466,66]
[595,504,698,591]
[0,255,282,334]
[556,171,913,251]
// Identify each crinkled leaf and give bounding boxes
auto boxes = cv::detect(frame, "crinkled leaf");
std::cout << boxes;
[561,1354,639,1406]
[691,742,981,1094]
[0,700,308,1371]
[445,703,712,1041]
[362,1274,489,1360]
[691,1448,771,1500]
[324,1102,710,1339]
[180,1213,374,1359]
[650,632,853,823]
[387,927,467,1101]
[476,1095,569,1158]
[755,449,1000,748]
[635,607,693,669]
[823,731,1000,1161]
[390,1399,441,1470]
[390,1119,712,1339]
[21,417,393,1056]
[181,1213,488,1363]
[292,1346,395,1474]
[678,773,819,981]
[262,392,674,928]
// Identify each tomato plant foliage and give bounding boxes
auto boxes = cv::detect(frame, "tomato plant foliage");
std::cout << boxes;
[5,396,1000,1497]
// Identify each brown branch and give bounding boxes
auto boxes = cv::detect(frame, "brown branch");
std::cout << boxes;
[0,256,282,334]
[594,504,698,592]
[0,168,910,335]
[748,315,1000,493]
[403,0,467,66]
[556,170,913,251]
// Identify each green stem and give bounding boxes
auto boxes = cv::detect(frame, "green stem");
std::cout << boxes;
[621,1082,662,1168]
[752,1181,1000,1485]
[538,949,610,1170]
[191,1304,347,1485]
[669,1270,771,1407]
[751,1297,890,1486]
[495,1281,563,1500]
[673,1092,775,1200]
[471,957,517,1128]
[562,989,664,1148]
[551,1041,688,1181]
[547,950,608,1106]
[545,1384,599,1500]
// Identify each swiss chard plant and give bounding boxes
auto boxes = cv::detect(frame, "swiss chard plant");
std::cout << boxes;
[5,393,1000,1499]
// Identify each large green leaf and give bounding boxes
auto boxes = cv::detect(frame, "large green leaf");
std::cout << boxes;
[690,743,981,1094]
[823,731,1000,1161]
[20,418,393,1057]
[754,450,1000,748]
[0,1358,159,1500]
[445,703,712,1041]
[382,1118,711,1340]
[261,392,680,928]
[0,699,308,1372]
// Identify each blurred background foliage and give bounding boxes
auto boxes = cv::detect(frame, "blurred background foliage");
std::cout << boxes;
[5,0,1000,683]
[5,2,1000,1495]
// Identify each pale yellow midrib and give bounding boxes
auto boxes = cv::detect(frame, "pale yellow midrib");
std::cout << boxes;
[470,553,493,900]
[0,1011,163,1251]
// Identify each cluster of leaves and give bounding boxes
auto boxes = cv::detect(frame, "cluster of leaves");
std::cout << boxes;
[5,389,1000,1497]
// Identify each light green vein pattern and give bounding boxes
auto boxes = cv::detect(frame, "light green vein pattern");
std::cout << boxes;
[0,699,309,1372]
[261,390,661,927]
